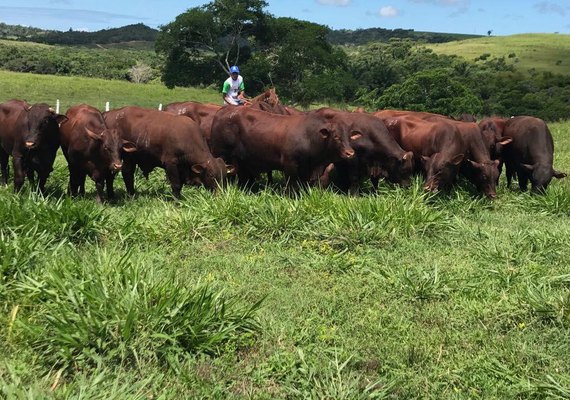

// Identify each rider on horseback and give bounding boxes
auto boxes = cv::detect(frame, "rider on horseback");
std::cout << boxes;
[222,66,249,106]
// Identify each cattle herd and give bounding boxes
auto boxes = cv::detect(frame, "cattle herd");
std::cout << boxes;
[0,95,566,202]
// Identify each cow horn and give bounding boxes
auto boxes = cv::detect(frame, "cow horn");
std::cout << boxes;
[49,107,55,113]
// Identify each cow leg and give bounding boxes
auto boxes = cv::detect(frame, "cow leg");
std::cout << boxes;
[505,162,514,188]
[0,149,9,185]
[371,176,380,191]
[517,169,529,192]
[26,168,36,188]
[237,168,256,189]
[348,170,361,196]
[68,168,81,197]
[106,175,116,200]
[78,173,86,196]
[37,168,51,194]
[165,163,182,198]
[12,156,25,192]
[122,160,136,196]
[94,179,105,203]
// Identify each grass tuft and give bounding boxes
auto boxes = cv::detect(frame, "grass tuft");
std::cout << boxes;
[13,249,264,372]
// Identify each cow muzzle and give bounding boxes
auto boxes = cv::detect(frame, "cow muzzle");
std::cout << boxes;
[112,163,123,172]
[25,141,37,149]
[342,148,355,159]
[424,182,439,193]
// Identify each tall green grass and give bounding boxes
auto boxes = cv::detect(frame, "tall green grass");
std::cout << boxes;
[11,249,262,372]
[0,74,569,397]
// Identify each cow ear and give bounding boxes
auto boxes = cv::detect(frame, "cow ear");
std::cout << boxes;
[320,128,330,139]
[86,128,102,141]
[498,136,513,146]
[450,153,464,166]
[191,164,205,174]
[56,115,68,127]
[350,131,362,141]
[553,170,567,179]
[521,163,534,172]
[226,164,237,176]
[122,140,137,153]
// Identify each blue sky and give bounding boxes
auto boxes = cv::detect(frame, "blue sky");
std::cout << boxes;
[0,0,568,36]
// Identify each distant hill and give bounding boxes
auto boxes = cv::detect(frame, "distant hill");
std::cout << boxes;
[0,22,54,40]
[24,23,158,46]
[328,27,482,45]
[2,20,480,47]
[426,34,570,76]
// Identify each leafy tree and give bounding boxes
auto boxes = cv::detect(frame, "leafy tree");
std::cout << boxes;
[156,0,268,88]
[377,68,483,115]
[265,18,355,104]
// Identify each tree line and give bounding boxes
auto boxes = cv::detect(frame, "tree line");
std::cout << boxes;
[0,0,568,121]
[154,0,569,121]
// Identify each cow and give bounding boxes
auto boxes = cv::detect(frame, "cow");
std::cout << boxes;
[501,116,566,192]
[311,109,414,194]
[163,101,221,145]
[209,106,358,188]
[104,106,233,198]
[0,99,66,192]
[422,117,500,198]
[59,104,137,202]
[375,113,465,192]
[377,110,501,198]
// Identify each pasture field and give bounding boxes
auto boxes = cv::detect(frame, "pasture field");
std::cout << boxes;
[426,34,570,76]
[0,70,220,111]
[1,73,570,398]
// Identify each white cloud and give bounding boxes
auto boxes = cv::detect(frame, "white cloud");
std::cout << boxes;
[534,1,566,16]
[408,0,469,7]
[316,0,351,6]
[379,6,399,17]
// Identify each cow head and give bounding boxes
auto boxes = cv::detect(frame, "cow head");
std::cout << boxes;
[319,126,358,160]
[23,104,67,149]
[521,163,567,193]
[422,152,463,192]
[479,119,511,158]
[382,151,415,187]
[467,159,500,198]
[191,157,235,190]
[314,109,358,161]
[85,128,136,173]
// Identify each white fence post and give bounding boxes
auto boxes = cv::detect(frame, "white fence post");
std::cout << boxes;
[158,103,163,111]
[55,99,60,114]
[105,101,110,112]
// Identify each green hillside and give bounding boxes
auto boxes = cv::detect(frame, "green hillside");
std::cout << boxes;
[426,34,570,76]
[0,70,220,111]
